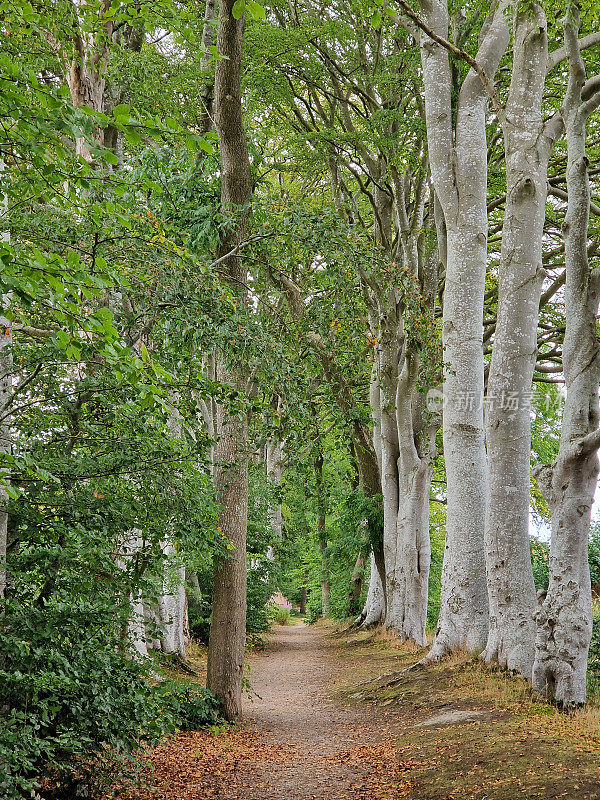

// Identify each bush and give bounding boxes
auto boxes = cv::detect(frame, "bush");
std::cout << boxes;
[530,537,550,591]
[274,608,291,625]
[0,599,173,800]
[158,681,221,730]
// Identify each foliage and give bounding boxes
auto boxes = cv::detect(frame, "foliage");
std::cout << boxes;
[274,607,291,625]
[158,681,221,731]
[588,602,600,695]
[0,596,173,800]
[530,537,550,591]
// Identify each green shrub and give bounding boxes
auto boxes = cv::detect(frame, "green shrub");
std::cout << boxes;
[530,537,550,591]
[0,599,174,800]
[158,681,221,730]
[274,608,291,625]
[588,603,600,695]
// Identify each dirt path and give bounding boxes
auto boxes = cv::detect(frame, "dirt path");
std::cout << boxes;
[235,621,399,799]
[130,622,600,800]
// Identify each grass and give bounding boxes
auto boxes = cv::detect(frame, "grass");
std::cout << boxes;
[332,625,600,800]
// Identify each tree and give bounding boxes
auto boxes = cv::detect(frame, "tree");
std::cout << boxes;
[206,0,253,722]
[533,3,600,706]
[417,0,509,657]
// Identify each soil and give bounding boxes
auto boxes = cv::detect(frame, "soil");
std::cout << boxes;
[126,621,600,800]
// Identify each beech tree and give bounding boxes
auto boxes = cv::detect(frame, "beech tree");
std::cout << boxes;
[533,4,600,707]
[417,0,509,657]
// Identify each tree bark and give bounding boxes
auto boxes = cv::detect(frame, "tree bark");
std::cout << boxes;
[348,548,367,618]
[0,159,11,602]
[360,552,386,627]
[532,6,600,706]
[158,541,188,659]
[315,448,330,616]
[419,0,509,657]
[206,0,252,723]
[63,2,113,161]
[483,2,564,678]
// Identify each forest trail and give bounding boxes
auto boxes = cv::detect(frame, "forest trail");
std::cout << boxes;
[128,623,600,800]
[133,623,407,800]
[230,622,401,799]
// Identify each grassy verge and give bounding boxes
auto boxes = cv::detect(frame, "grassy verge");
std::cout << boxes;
[332,626,600,800]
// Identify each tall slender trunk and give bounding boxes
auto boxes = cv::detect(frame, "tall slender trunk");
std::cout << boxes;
[266,436,284,543]
[206,0,252,723]
[482,3,564,677]
[0,159,11,602]
[199,0,218,133]
[315,449,330,616]
[532,6,600,706]
[419,0,509,657]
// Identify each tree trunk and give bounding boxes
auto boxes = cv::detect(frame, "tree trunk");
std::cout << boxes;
[0,159,11,602]
[419,0,509,657]
[266,436,284,541]
[393,379,436,645]
[320,539,330,617]
[64,6,113,162]
[158,541,187,659]
[300,584,308,615]
[361,553,386,627]
[314,448,330,617]
[199,0,218,133]
[206,0,252,723]
[532,6,600,706]
[348,549,367,618]
[482,2,552,678]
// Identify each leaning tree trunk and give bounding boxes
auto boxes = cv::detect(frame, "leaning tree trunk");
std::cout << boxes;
[419,0,509,657]
[482,2,554,678]
[206,0,252,723]
[532,6,600,706]
[0,159,11,602]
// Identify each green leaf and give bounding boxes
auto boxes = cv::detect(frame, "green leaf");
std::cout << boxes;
[112,103,130,122]
[247,0,266,19]
[102,149,119,166]
[370,10,382,28]
[232,0,246,19]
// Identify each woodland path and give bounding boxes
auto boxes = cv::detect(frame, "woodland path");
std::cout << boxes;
[130,623,600,800]
[134,622,407,800]
[231,621,401,799]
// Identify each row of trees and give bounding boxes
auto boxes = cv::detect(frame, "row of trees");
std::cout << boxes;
[1,0,600,794]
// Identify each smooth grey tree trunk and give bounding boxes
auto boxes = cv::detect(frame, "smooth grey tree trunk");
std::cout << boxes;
[158,541,188,659]
[419,0,509,657]
[532,6,600,706]
[482,2,555,678]
[360,553,386,627]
